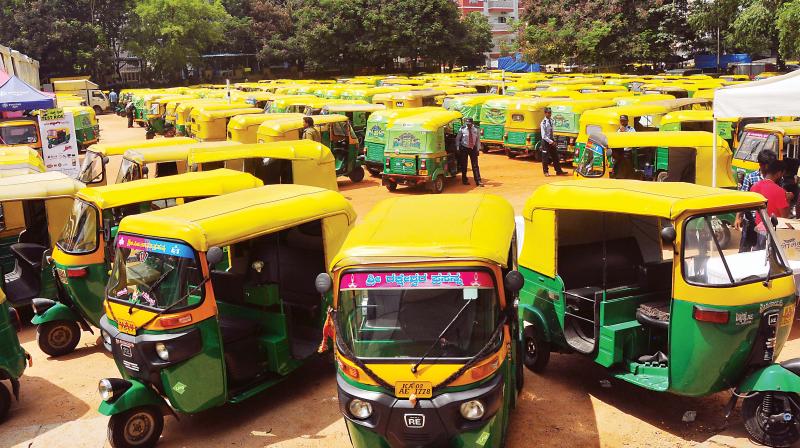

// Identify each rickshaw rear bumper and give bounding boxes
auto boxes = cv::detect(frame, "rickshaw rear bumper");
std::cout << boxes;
[336,371,505,448]
[382,174,428,186]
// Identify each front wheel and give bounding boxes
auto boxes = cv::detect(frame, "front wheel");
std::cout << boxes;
[37,320,81,357]
[743,391,800,448]
[523,325,550,373]
[348,166,365,183]
[431,176,444,194]
[0,381,10,422]
[385,180,397,192]
[108,406,164,448]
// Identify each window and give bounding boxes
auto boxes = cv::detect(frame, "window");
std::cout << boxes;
[498,16,507,24]
[0,124,38,145]
[511,113,525,122]
[57,200,98,254]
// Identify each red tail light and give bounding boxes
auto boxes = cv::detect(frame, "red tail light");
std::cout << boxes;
[158,313,193,328]
[385,158,390,168]
[419,159,426,170]
[693,306,729,324]
[480,128,484,135]
[67,267,89,278]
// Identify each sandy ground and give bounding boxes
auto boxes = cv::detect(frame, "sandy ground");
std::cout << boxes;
[1,113,798,448]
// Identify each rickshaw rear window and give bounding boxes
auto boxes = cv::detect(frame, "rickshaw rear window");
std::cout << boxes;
[336,270,499,360]
[108,235,203,311]
[511,114,525,122]
[735,132,778,162]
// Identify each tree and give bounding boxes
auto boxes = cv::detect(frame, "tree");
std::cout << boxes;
[125,0,231,81]
[777,0,800,59]
[458,12,493,66]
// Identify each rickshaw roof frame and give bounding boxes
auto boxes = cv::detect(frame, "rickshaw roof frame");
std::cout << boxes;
[257,114,350,136]
[191,107,263,121]
[387,109,463,132]
[0,171,84,201]
[116,184,356,251]
[743,122,800,136]
[227,113,306,130]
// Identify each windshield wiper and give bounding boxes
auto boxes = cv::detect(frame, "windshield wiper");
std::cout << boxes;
[411,298,474,374]
[138,277,211,329]
[128,266,175,313]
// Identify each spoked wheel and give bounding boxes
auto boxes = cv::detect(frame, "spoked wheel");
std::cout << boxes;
[656,171,669,182]
[743,392,800,448]
[108,406,164,448]
[37,320,81,357]
[348,166,365,183]
[712,218,732,248]
[0,382,10,422]
[523,325,550,373]
[431,176,444,194]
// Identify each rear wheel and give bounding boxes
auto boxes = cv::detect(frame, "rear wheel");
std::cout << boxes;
[367,167,381,177]
[743,391,800,448]
[431,176,444,194]
[108,406,164,448]
[0,382,10,422]
[145,131,156,140]
[37,320,81,357]
[656,171,669,182]
[93,105,103,116]
[137,122,145,128]
[385,181,397,192]
[348,166,365,183]
[523,325,550,373]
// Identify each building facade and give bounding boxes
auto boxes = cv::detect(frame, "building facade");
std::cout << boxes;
[455,0,524,64]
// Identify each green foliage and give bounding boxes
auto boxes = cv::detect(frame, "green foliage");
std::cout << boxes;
[730,0,778,55]
[460,12,494,65]
[777,0,800,59]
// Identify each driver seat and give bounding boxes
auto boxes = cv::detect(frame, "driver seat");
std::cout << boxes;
[219,315,262,386]
[4,242,47,306]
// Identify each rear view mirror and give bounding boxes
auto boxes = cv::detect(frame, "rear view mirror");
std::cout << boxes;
[206,246,224,267]
[315,273,332,294]
[771,215,779,229]
[504,270,524,294]
[661,226,677,244]
[141,166,149,176]
[102,156,110,164]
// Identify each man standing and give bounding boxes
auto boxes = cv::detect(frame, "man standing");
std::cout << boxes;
[457,118,483,186]
[109,89,118,112]
[736,149,777,252]
[125,100,135,128]
[618,115,636,133]
[751,159,790,249]
[302,116,321,142]
[540,107,565,176]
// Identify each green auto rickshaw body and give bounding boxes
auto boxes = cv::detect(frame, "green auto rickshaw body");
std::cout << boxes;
[0,288,29,417]
[361,107,439,176]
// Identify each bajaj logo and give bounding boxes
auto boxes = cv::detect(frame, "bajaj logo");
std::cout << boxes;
[404,414,425,428]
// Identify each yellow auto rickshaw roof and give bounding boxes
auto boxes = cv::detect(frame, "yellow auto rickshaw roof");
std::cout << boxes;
[0,146,44,167]
[524,179,765,220]
[591,130,729,150]
[366,107,441,124]
[647,98,711,110]
[389,90,447,100]
[660,109,737,125]
[0,118,37,127]
[117,184,356,251]
[86,137,196,156]
[331,194,514,269]
[743,122,800,135]
[124,141,241,164]
[76,169,263,209]
[193,107,262,120]
[615,94,676,105]
[580,104,671,126]
[322,104,387,113]
[188,140,334,166]
[227,113,305,130]
[257,114,349,136]
[549,99,616,113]
[388,110,462,131]
[0,171,84,200]
[692,89,716,100]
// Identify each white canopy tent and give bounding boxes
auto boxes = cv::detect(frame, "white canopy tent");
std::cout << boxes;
[711,70,800,186]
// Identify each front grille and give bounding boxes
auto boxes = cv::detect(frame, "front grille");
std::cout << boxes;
[402,432,432,443]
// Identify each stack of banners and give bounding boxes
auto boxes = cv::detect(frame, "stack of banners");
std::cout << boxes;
[38,108,79,177]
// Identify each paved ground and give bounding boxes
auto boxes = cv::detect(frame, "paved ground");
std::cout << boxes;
[1,113,797,447]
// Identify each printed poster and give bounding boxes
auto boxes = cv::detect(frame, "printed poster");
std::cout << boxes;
[38,108,79,177]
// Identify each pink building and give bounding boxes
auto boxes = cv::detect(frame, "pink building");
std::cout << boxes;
[455,0,523,63]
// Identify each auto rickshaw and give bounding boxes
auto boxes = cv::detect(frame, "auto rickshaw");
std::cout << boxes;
[380,90,445,109]
[382,109,462,193]
[145,95,195,139]
[575,103,675,157]
[63,106,100,150]
[188,140,339,190]
[443,94,505,133]
[732,122,800,182]
[97,184,355,448]
[116,141,240,184]
[362,108,438,176]
[0,147,46,178]
[46,128,70,148]
[574,131,736,187]
[78,137,196,186]
[186,106,262,142]
[0,118,41,151]
[226,113,305,144]
[518,179,800,447]
[267,95,319,113]
[256,114,365,183]
[0,172,84,305]
[320,194,523,448]
[173,99,231,136]
[38,170,263,357]
[478,97,514,152]
[319,104,386,145]
[658,109,766,150]
[0,287,29,422]
[501,98,563,159]
[548,99,615,160]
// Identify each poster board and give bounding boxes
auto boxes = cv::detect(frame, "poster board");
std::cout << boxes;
[38,108,79,177]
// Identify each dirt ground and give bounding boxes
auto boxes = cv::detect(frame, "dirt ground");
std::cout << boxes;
[1,113,798,448]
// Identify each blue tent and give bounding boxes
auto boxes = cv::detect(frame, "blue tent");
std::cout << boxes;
[498,54,541,73]
[0,76,55,112]
[694,54,751,70]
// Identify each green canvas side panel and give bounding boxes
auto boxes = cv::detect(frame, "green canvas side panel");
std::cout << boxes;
[365,142,385,164]
[482,124,505,142]
[655,146,670,172]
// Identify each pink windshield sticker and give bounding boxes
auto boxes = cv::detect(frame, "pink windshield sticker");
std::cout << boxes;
[340,271,494,290]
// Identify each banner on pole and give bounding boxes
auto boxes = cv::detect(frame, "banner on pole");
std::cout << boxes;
[38,108,79,177]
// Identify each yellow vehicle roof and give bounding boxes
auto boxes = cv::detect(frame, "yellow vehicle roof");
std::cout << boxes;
[117,184,355,251]
[389,90,446,100]
[580,104,670,126]
[660,109,737,124]
[76,169,263,209]
[193,107,262,121]
[389,110,462,131]
[271,95,319,107]
[187,140,334,166]
[257,114,349,136]
[549,99,615,113]
[447,94,506,106]
[331,194,514,269]
[227,113,305,131]
[322,104,387,113]
[615,94,675,106]
[592,130,729,149]
[524,179,764,220]
[647,98,711,110]
[124,141,241,164]
[743,122,800,135]
[0,171,84,200]
[692,89,716,100]
[87,137,196,156]
[0,146,45,173]
[0,118,37,128]
[174,98,226,111]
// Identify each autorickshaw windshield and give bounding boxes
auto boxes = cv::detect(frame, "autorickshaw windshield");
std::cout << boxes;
[78,151,105,183]
[336,269,499,360]
[0,124,38,145]
[734,131,779,162]
[57,199,98,254]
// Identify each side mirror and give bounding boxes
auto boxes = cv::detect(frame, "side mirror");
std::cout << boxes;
[206,246,224,267]
[103,218,113,243]
[771,215,779,229]
[102,156,110,164]
[315,273,332,294]
[661,226,677,244]
[504,270,524,294]
[141,165,149,176]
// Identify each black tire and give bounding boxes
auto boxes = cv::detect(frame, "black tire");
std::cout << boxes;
[523,325,550,373]
[108,406,164,448]
[37,320,81,357]
[656,171,669,182]
[348,166,365,183]
[93,106,104,116]
[367,167,381,177]
[507,152,517,159]
[385,181,397,192]
[137,122,146,128]
[714,220,732,248]
[743,392,800,448]
[431,176,444,194]
[0,381,10,423]
[145,131,155,140]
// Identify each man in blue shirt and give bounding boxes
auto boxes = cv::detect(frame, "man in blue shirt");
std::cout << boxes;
[109,89,118,111]
[540,107,566,176]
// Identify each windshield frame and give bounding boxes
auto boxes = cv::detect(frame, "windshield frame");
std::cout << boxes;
[78,150,106,184]
[334,266,503,364]
[56,198,100,255]
[680,207,793,288]
[0,123,39,145]
[733,130,778,162]
[106,232,206,313]
[115,157,142,184]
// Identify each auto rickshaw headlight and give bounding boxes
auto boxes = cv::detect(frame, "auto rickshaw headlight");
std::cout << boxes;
[460,400,485,421]
[155,342,170,361]
[98,379,114,401]
[348,399,373,420]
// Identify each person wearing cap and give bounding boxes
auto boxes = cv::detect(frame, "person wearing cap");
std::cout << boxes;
[618,115,636,133]
[457,117,483,186]
[540,107,566,176]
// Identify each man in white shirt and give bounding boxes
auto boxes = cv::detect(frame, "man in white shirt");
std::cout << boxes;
[540,107,566,176]
[457,118,483,186]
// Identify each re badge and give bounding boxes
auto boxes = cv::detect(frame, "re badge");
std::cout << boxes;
[404,414,425,428]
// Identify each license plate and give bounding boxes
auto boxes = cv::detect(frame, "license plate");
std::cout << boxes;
[395,381,432,399]
[781,304,795,327]
[118,319,137,335]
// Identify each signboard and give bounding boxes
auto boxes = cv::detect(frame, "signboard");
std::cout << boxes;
[117,234,194,259]
[37,108,79,177]
[340,271,495,290]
